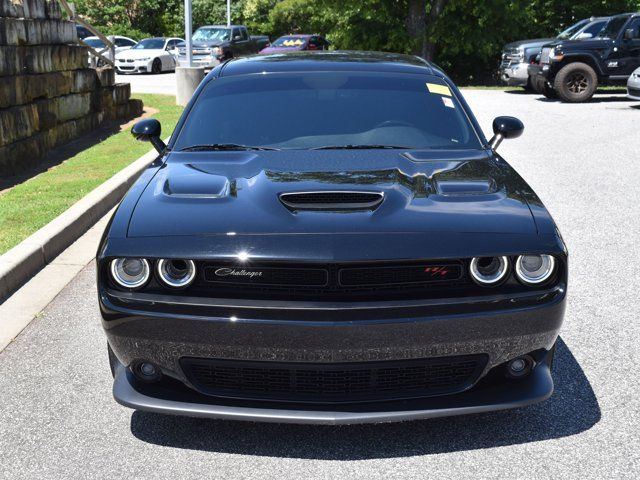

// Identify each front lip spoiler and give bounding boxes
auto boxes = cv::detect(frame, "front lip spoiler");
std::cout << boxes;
[113,363,553,425]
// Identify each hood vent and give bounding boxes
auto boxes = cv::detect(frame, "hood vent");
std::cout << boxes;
[279,191,384,211]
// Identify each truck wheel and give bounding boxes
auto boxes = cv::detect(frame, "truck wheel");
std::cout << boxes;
[553,62,598,103]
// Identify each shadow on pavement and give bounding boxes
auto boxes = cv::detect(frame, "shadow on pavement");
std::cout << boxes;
[130,338,600,460]
[535,95,631,104]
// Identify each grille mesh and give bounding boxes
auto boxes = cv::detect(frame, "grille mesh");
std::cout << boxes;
[181,355,487,403]
[280,191,383,210]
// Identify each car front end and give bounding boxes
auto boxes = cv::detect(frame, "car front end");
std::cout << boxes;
[627,68,640,100]
[177,44,224,68]
[115,55,156,74]
[499,46,531,87]
[100,53,567,424]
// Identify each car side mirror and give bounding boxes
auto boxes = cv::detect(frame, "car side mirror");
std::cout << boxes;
[625,28,635,40]
[233,35,242,41]
[132,119,166,154]
[489,116,524,150]
[576,32,592,40]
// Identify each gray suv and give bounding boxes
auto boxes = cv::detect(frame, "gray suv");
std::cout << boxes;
[499,17,609,89]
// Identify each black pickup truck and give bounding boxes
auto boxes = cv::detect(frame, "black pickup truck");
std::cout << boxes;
[530,13,640,102]
[178,25,266,69]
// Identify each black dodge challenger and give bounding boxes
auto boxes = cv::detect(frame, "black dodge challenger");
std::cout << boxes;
[98,51,567,424]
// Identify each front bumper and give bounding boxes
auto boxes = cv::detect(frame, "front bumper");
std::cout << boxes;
[116,59,153,74]
[113,355,554,424]
[102,283,565,423]
[499,62,530,86]
[177,55,221,69]
[627,76,640,100]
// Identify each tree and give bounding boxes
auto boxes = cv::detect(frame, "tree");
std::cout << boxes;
[406,0,448,60]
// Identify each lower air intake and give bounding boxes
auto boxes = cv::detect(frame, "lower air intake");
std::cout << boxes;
[181,355,487,404]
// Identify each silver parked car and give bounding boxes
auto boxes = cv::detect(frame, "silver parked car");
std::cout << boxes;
[499,17,609,90]
[627,66,640,100]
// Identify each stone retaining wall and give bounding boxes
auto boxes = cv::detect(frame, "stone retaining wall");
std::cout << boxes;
[0,0,143,178]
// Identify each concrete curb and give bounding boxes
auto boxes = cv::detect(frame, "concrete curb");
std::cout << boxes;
[0,146,160,303]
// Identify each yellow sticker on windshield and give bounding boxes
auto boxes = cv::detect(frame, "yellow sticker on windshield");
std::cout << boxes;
[426,83,452,96]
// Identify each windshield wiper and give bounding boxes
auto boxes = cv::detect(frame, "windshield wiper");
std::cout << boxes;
[179,144,280,152]
[311,144,411,150]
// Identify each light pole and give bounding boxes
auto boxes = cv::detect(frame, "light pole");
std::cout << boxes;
[176,0,204,106]
[185,0,193,67]
[227,0,231,27]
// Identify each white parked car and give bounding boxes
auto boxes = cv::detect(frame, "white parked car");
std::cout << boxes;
[627,67,640,101]
[84,35,137,65]
[115,37,184,74]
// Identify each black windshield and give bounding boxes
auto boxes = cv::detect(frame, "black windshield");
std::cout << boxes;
[134,39,165,50]
[174,73,481,151]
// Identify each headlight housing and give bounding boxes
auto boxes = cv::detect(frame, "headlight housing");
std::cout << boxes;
[156,259,197,288]
[211,47,221,55]
[110,258,150,289]
[549,48,564,62]
[138,57,151,61]
[515,254,556,285]
[469,256,510,286]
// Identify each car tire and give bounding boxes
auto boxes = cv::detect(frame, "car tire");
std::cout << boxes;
[553,62,598,103]
[151,58,162,74]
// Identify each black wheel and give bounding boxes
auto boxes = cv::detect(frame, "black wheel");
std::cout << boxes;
[553,62,598,103]
[151,58,162,74]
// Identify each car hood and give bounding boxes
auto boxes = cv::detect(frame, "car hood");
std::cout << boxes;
[548,38,613,51]
[504,38,554,50]
[116,49,164,60]
[127,150,538,238]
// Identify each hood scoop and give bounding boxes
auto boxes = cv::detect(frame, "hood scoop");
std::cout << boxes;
[279,191,384,212]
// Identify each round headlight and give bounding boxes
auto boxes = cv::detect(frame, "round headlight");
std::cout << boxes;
[515,254,555,285]
[470,256,510,286]
[157,259,196,288]
[110,258,150,289]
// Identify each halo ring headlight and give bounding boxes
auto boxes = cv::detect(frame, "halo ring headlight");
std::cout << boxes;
[110,258,150,289]
[515,254,556,285]
[470,256,510,286]
[157,259,196,288]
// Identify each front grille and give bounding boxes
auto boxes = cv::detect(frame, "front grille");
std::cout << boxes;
[196,260,468,300]
[181,355,487,403]
[279,191,384,211]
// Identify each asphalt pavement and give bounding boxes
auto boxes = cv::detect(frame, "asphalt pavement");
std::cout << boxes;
[1,87,639,479]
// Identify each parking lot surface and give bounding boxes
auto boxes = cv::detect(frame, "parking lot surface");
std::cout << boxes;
[1,88,639,479]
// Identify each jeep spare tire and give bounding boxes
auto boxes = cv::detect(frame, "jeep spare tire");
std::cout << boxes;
[554,62,598,103]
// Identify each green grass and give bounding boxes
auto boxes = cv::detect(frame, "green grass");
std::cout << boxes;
[0,94,183,255]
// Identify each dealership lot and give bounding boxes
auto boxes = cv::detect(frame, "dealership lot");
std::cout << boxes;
[1,87,639,479]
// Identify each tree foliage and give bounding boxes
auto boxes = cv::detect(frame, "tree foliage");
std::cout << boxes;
[73,0,640,83]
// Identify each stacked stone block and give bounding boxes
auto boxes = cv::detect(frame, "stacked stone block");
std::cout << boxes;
[0,0,143,177]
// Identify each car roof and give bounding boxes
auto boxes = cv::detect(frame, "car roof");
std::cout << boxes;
[219,51,441,77]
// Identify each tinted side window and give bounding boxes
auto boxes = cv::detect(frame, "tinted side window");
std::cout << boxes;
[240,27,249,40]
[232,28,241,39]
[627,18,640,37]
